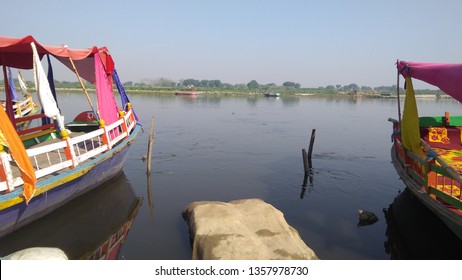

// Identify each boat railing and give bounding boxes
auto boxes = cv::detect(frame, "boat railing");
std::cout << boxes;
[12,96,35,118]
[0,107,137,193]
[68,128,106,164]
[123,108,136,135]
[389,120,462,210]
[16,113,54,137]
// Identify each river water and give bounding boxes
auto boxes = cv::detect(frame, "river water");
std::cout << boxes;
[1,93,461,259]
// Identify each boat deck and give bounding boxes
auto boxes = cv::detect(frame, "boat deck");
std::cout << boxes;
[419,124,462,198]
[429,147,462,198]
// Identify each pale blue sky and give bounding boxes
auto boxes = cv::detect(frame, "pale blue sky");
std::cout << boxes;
[3,0,462,88]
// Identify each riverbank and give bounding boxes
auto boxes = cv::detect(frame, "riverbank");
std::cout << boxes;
[1,85,446,99]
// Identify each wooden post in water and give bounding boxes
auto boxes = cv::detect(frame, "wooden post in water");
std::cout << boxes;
[147,115,155,175]
[146,115,155,221]
[301,129,316,198]
[300,173,308,199]
[307,129,316,169]
[302,149,309,173]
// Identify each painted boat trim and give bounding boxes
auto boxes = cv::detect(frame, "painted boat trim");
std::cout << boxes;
[391,146,462,240]
[0,123,141,237]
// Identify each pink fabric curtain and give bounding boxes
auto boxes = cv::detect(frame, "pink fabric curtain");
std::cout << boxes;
[397,60,462,103]
[94,52,119,128]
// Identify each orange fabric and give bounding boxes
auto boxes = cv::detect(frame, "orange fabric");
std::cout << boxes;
[0,161,6,182]
[428,127,449,144]
[0,107,36,204]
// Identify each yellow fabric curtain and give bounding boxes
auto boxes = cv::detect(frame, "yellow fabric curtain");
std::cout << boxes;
[0,108,36,204]
[401,76,424,157]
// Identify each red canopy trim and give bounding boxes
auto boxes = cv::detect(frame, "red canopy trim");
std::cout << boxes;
[397,60,462,103]
[0,35,114,83]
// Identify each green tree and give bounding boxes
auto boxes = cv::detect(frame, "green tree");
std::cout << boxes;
[344,83,359,91]
[182,79,200,87]
[199,80,209,87]
[156,77,175,87]
[247,80,259,89]
[283,81,301,89]
[210,80,222,88]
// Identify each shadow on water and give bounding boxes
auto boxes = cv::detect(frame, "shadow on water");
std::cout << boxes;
[146,173,155,223]
[383,188,462,259]
[300,170,315,199]
[0,172,142,260]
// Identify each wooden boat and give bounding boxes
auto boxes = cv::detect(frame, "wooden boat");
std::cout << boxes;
[0,173,142,259]
[175,88,199,95]
[0,35,141,238]
[2,95,40,130]
[389,60,462,240]
[264,92,280,97]
[2,68,40,130]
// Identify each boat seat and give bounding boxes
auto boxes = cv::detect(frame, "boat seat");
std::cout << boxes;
[420,126,462,150]
[20,127,58,148]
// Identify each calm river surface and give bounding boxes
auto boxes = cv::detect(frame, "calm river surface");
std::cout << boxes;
[1,93,461,259]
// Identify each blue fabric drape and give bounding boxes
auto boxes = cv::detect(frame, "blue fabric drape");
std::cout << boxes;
[47,54,58,106]
[7,67,19,101]
[41,54,59,129]
[113,69,139,121]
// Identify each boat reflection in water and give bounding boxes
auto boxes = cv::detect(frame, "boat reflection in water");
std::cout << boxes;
[383,188,462,259]
[0,172,142,260]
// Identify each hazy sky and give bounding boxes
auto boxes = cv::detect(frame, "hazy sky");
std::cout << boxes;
[3,0,462,88]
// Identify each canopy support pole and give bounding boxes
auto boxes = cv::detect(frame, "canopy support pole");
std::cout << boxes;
[68,57,100,121]
[396,68,402,124]
[2,63,16,126]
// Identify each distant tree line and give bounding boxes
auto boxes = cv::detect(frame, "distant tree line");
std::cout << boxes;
[118,78,305,91]
[319,84,401,92]
[0,78,437,95]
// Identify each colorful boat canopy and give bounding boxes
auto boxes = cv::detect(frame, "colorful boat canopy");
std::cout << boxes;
[397,60,462,103]
[0,35,114,83]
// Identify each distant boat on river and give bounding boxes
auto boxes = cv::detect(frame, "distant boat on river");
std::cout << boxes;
[264,92,280,97]
[175,87,199,95]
